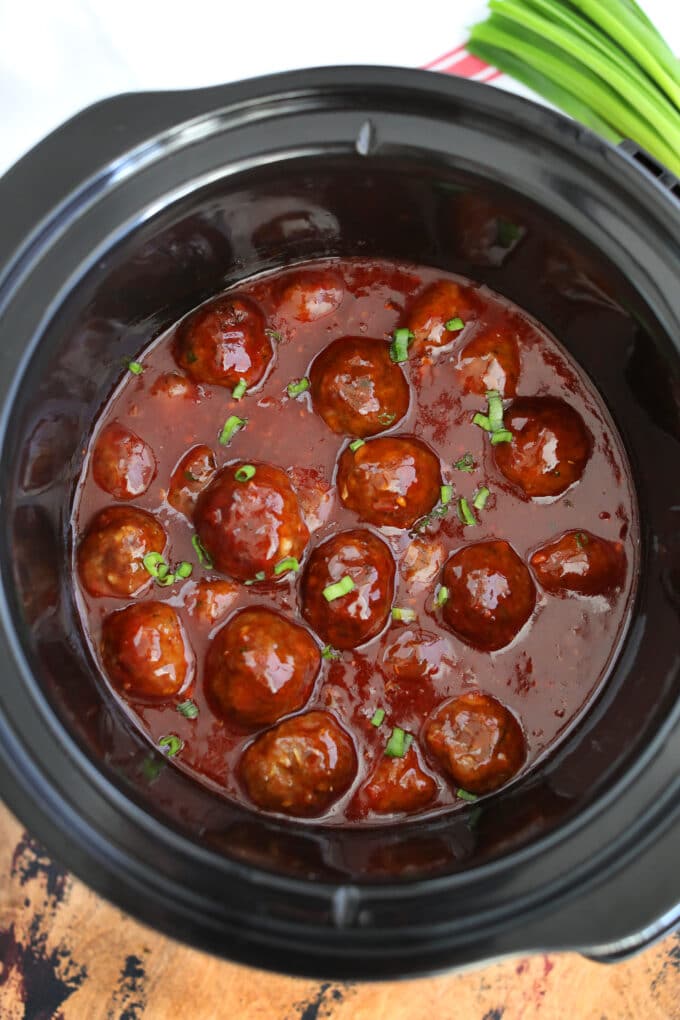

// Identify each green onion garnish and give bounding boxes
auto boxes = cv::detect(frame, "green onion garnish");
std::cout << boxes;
[389,328,414,363]
[265,328,282,342]
[219,415,247,445]
[191,534,213,569]
[234,464,256,482]
[156,561,170,579]
[323,575,355,602]
[274,556,300,575]
[435,585,449,607]
[473,486,490,511]
[175,561,193,579]
[385,726,412,758]
[156,574,175,587]
[575,531,590,549]
[378,411,396,426]
[454,453,475,472]
[321,645,340,660]
[497,220,521,248]
[445,316,465,331]
[487,390,504,432]
[457,788,478,802]
[177,700,199,720]
[440,484,453,506]
[457,497,476,527]
[141,756,164,782]
[370,708,386,727]
[127,360,144,375]
[349,438,365,452]
[158,734,183,757]
[490,428,513,445]
[392,607,417,623]
[287,377,310,398]
[185,350,198,364]
[473,412,492,432]
[232,378,247,400]
[143,552,167,577]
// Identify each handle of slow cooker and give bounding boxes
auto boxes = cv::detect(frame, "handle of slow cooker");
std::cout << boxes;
[618,139,680,200]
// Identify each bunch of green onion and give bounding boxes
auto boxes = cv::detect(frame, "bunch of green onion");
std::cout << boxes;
[467,0,680,176]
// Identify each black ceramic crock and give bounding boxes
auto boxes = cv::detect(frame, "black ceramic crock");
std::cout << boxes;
[0,67,678,980]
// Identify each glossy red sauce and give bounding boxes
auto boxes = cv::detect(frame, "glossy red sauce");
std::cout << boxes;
[72,258,638,826]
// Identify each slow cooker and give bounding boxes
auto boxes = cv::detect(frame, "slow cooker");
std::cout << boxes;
[0,67,678,979]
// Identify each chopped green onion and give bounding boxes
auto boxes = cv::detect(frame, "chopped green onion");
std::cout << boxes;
[175,561,193,579]
[234,464,256,482]
[490,428,513,445]
[487,390,504,432]
[435,585,449,607]
[287,377,310,398]
[185,470,198,482]
[218,415,247,445]
[156,573,175,587]
[457,497,477,527]
[185,350,198,364]
[473,412,493,432]
[127,360,144,375]
[349,438,365,452]
[389,328,414,363]
[473,486,491,511]
[265,328,283,342]
[575,531,590,549]
[323,575,355,602]
[158,734,183,757]
[457,788,478,802]
[177,700,199,720]
[385,726,410,758]
[156,562,170,580]
[191,534,214,569]
[370,708,386,727]
[392,607,417,623]
[143,552,167,577]
[232,378,247,400]
[497,220,521,248]
[445,316,465,331]
[440,484,453,506]
[274,556,300,575]
[141,756,164,782]
[378,411,396,426]
[454,453,475,472]
[321,645,341,660]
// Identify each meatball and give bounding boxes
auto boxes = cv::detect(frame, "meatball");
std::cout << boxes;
[456,326,520,396]
[336,436,442,529]
[493,397,592,498]
[531,530,626,596]
[301,529,395,649]
[168,445,217,518]
[174,294,273,389]
[150,372,201,401]
[361,747,437,814]
[184,578,238,626]
[382,629,453,685]
[405,280,479,351]
[91,422,156,500]
[78,506,166,598]
[441,540,536,651]
[240,710,357,817]
[101,601,191,700]
[276,267,344,322]
[309,336,409,437]
[205,607,321,726]
[425,692,526,795]
[194,462,309,583]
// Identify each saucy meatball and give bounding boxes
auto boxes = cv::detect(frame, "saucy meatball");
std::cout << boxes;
[101,601,191,700]
[276,267,344,322]
[205,607,320,727]
[336,436,442,529]
[174,294,273,389]
[301,529,395,649]
[78,506,166,599]
[309,336,409,437]
[494,397,592,498]
[184,578,238,626]
[194,462,309,583]
[240,710,357,817]
[425,692,526,795]
[405,280,479,350]
[168,445,217,518]
[456,326,520,397]
[150,372,201,401]
[441,540,536,651]
[531,530,626,596]
[91,422,156,500]
[361,747,437,814]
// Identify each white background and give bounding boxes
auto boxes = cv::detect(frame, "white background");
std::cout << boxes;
[1,0,679,175]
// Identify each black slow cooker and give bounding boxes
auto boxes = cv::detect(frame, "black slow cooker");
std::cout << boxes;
[0,67,678,979]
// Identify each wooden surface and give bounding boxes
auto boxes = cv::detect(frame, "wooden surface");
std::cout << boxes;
[0,802,678,1020]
